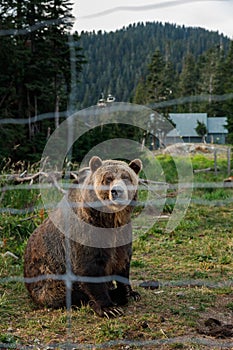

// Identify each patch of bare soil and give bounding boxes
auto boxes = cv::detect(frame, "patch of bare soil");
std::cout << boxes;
[197,294,233,339]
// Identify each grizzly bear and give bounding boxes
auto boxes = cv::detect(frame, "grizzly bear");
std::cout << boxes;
[24,156,142,318]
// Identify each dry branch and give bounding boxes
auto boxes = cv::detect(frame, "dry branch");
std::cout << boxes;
[193,167,219,173]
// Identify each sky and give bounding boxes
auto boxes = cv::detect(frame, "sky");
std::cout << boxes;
[72,0,233,38]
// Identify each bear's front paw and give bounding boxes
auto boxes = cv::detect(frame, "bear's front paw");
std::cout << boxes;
[89,301,123,318]
[102,306,124,319]
[129,290,141,302]
[125,285,141,302]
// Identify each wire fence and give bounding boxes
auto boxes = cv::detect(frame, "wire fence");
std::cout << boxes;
[1,159,233,348]
[1,6,233,348]
[1,121,233,347]
[0,115,233,349]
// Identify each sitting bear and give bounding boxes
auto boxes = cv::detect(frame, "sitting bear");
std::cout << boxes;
[24,156,142,318]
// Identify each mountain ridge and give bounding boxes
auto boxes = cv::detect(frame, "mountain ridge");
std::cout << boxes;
[76,21,230,109]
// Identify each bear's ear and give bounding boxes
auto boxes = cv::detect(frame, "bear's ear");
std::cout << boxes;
[129,159,142,175]
[89,156,102,173]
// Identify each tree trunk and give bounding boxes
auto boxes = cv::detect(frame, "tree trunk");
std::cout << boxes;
[55,95,60,129]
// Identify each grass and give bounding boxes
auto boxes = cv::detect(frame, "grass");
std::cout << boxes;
[0,152,233,349]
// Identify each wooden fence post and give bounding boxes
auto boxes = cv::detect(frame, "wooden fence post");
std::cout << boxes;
[227,147,231,176]
[214,149,218,175]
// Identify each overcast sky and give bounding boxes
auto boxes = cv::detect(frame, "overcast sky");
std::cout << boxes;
[72,0,233,38]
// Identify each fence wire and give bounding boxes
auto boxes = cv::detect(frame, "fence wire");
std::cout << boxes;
[1,9,233,349]
[1,175,233,349]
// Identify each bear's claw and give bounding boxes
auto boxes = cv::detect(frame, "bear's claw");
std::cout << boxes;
[89,300,124,318]
[103,306,124,318]
[130,290,141,302]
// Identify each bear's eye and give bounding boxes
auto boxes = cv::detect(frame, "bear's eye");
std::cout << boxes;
[121,174,131,182]
[105,175,113,184]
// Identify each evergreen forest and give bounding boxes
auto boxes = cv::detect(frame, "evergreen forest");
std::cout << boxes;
[1,10,233,163]
[77,22,233,144]
[0,0,85,163]
[77,22,231,108]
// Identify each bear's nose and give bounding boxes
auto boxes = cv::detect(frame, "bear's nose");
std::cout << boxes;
[111,185,124,200]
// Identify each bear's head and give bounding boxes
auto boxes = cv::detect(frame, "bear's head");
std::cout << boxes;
[87,156,142,213]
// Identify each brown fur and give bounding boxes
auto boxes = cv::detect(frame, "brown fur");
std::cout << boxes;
[224,176,233,183]
[24,156,142,317]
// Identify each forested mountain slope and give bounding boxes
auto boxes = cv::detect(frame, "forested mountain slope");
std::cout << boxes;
[76,22,230,109]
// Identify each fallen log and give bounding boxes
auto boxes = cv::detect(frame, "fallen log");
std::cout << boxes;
[194,167,219,173]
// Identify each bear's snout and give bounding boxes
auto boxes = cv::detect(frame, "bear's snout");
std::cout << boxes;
[110,180,128,204]
[111,185,125,200]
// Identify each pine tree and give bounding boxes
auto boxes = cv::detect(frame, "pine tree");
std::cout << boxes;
[197,45,225,115]
[133,79,146,105]
[146,49,165,103]
[133,49,176,117]
[210,46,226,117]
[195,120,208,143]
[178,53,198,112]
[223,41,233,143]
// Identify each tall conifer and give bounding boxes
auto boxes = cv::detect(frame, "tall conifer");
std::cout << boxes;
[0,0,84,162]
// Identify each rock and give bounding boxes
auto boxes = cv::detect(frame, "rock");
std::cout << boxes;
[139,280,159,290]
